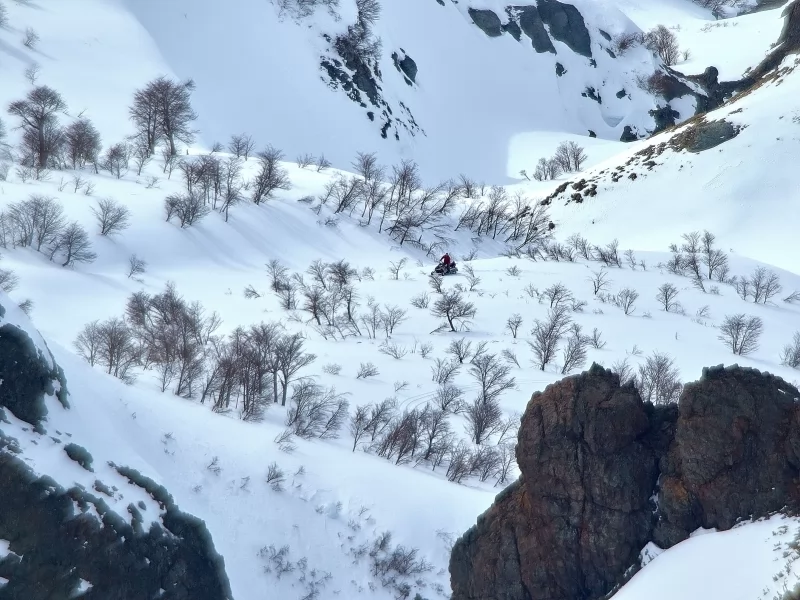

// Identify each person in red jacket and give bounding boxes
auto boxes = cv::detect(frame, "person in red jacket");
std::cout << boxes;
[439,253,452,273]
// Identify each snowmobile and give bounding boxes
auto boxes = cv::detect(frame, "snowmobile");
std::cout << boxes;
[432,261,458,276]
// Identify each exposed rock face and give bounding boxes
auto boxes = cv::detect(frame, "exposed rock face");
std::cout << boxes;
[451,364,800,600]
[655,365,800,547]
[468,8,504,37]
[451,365,673,600]
[670,118,741,153]
[0,304,234,599]
[536,0,592,57]
[513,5,556,53]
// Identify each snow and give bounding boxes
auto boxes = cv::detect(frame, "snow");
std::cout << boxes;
[0,0,799,598]
[619,516,800,600]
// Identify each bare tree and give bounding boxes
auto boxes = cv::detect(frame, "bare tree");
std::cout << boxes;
[315,154,331,172]
[447,338,472,364]
[102,142,129,178]
[286,380,349,440]
[464,396,503,445]
[219,156,243,222]
[77,317,139,382]
[276,333,317,406]
[251,146,291,204]
[542,283,573,308]
[92,198,131,236]
[127,254,147,279]
[700,230,728,281]
[718,314,763,355]
[566,141,588,171]
[228,133,255,160]
[23,27,39,49]
[469,353,515,404]
[164,192,210,228]
[431,358,460,385]
[434,384,463,414]
[529,305,571,371]
[615,288,639,315]
[50,221,96,267]
[8,85,67,168]
[64,117,101,170]
[129,76,197,156]
[644,25,680,66]
[561,329,588,374]
[431,290,477,332]
[588,269,612,296]
[505,314,523,338]
[8,194,65,251]
[494,443,517,485]
[635,352,682,405]
[656,283,680,312]
[132,139,152,176]
[0,3,8,29]
[749,267,782,304]
[780,332,800,369]
[388,258,407,280]
[350,404,371,451]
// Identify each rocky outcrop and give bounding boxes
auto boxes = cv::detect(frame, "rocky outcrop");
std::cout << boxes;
[512,5,556,53]
[749,0,800,79]
[0,303,234,599]
[451,364,800,600]
[468,8,504,37]
[655,365,800,547]
[536,0,592,57]
[670,118,741,153]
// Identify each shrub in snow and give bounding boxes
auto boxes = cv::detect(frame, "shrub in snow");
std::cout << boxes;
[718,314,763,356]
[780,333,800,369]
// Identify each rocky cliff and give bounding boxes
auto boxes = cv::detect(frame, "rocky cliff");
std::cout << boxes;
[450,363,800,600]
[0,300,233,600]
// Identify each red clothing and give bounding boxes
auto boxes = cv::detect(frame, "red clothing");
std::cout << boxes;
[441,254,451,265]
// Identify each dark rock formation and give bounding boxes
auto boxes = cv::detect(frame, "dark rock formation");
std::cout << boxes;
[451,365,672,600]
[655,365,800,546]
[649,105,680,131]
[619,125,639,142]
[670,118,740,153]
[0,305,234,599]
[513,5,556,53]
[451,364,800,600]
[537,0,592,57]
[392,50,418,85]
[749,0,800,79]
[0,322,68,430]
[468,8,504,37]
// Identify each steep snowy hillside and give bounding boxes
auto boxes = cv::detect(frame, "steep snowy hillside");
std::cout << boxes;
[538,49,800,273]
[0,0,799,597]
[0,0,757,181]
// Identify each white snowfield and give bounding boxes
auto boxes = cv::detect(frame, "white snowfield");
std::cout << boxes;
[0,0,799,598]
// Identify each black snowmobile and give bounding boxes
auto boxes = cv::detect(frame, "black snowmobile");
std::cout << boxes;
[432,261,458,276]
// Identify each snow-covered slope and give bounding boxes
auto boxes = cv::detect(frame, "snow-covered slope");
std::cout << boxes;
[538,51,800,273]
[0,0,745,181]
[0,0,799,597]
